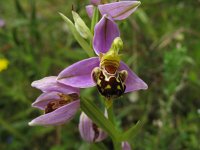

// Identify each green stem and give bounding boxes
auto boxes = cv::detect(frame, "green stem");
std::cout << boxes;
[90,6,99,47]
[91,7,99,35]
[107,102,115,124]
[106,100,121,150]
[113,139,121,150]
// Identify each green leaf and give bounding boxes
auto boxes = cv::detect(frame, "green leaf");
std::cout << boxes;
[121,120,142,141]
[15,0,27,18]
[81,97,121,141]
[59,13,94,57]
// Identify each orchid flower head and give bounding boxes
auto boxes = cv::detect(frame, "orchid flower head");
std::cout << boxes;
[89,1,141,55]
[86,0,141,20]
[57,37,148,100]
[79,112,107,142]
[29,76,80,126]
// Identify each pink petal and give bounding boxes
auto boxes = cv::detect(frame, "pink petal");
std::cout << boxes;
[0,19,5,27]
[122,141,132,150]
[29,100,80,126]
[57,57,99,88]
[32,91,63,110]
[91,0,101,5]
[79,112,95,142]
[31,76,79,93]
[119,61,148,93]
[79,112,107,142]
[86,5,94,18]
[98,1,141,20]
[93,15,120,55]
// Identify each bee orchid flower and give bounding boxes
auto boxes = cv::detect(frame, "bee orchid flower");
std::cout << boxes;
[86,0,141,20]
[57,37,147,100]
[29,76,80,126]
[79,112,107,142]
[87,0,141,59]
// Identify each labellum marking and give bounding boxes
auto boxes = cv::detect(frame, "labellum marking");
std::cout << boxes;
[45,93,79,114]
[92,37,127,99]
[92,67,127,99]
[92,123,100,142]
[101,59,119,74]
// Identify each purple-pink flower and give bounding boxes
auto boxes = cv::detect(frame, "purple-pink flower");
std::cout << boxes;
[29,76,80,126]
[86,0,141,57]
[79,112,107,142]
[29,1,146,148]
[122,141,132,150]
[98,1,141,20]
[90,0,101,5]
[0,19,5,28]
[93,15,120,54]
[86,1,140,20]
[57,37,147,99]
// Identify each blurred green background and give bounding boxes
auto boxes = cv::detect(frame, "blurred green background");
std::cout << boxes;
[0,0,200,149]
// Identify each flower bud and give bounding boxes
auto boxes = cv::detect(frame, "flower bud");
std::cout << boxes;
[0,19,5,28]
[91,0,101,5]
[79,112,107,142]
[72,11,93,40]
[122,141,132,150]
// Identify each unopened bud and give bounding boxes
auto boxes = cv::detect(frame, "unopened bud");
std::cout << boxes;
[79,112,107,142]
[91,0,101,5]
[122,141,132,150]
[0,19,5,28]
[72,11,93,40]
